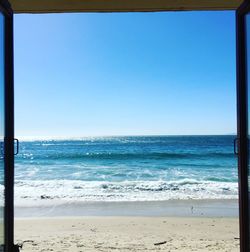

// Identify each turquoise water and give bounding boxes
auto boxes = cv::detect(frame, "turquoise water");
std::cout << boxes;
[14,135,238,206]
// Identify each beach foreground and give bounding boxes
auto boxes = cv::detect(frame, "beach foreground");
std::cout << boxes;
[15,216,239,252]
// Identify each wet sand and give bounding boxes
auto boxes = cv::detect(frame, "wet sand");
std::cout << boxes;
[15,199,238,218]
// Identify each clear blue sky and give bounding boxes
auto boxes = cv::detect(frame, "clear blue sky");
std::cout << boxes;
[14,11,236,138]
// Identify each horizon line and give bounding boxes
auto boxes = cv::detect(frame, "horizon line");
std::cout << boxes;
[16,133,237,141]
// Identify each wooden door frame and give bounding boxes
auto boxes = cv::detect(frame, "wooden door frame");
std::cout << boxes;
[3,1,249,251]
[0,0,14,251]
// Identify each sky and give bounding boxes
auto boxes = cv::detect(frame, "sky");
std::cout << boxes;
[14,11,236,139]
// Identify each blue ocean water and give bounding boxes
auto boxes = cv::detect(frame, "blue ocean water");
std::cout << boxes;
[14,135,238,206]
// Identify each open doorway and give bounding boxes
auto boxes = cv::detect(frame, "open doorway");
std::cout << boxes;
[13,11,239,251]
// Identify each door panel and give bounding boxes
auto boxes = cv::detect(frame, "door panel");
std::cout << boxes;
[0,1,14,251]
[0,12,4,251]
[246,12,250,252]
[246,15,250,250]
[237,2,250,252]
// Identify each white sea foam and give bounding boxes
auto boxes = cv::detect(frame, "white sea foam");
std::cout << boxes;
[13,179,238,207]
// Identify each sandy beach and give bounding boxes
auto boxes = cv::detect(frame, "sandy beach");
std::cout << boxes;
[14,200,240,251]
[15,216,239,251]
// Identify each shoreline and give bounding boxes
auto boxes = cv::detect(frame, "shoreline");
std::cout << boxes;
[15,199,238,218]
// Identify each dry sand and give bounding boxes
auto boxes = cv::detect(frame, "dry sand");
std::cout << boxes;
[15,216,239,252]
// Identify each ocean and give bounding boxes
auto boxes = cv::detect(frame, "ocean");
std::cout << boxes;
[14,135,238,207]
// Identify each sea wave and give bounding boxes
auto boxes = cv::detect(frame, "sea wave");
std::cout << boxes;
[13,179,238,207]
[17,151,235,161]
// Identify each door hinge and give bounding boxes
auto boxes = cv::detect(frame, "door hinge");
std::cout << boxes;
[234,138,239,156]
[14,138,19,155]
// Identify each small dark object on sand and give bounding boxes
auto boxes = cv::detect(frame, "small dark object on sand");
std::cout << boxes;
[40,195,51,199]
[154,241,167,246]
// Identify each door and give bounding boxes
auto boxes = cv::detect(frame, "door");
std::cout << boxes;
[237,0,250,251]
[0,0,14,252]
